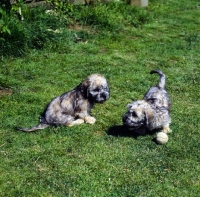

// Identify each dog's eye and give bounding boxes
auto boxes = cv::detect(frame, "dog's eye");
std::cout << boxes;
[103,86,108,91]
[94,88,100,92]
[127,104,132,110]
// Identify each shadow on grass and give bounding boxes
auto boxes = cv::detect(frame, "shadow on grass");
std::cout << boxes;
[107,125,160,143]
[106,125,140,139]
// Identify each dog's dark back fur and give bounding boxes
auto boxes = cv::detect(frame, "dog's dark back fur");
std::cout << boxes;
[18,86,89,132]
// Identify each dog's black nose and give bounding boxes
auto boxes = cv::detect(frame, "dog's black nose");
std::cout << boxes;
[102,92,109,100]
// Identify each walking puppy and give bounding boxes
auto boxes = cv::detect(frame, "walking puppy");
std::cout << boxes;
[18,74,110,132]
[122,70,171,135]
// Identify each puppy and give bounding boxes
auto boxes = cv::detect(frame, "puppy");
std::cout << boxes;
[122,70,171,135]
[18,74,109,132]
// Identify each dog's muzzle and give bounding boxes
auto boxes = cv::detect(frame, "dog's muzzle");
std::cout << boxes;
[88,84,110,103]
[122,114,144,130]
[96,92,109,103]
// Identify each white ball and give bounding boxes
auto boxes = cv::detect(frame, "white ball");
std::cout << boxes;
[156,132,168,144]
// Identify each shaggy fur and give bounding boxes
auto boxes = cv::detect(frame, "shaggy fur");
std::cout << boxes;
[18,74,109,132]
[122,70,171,135]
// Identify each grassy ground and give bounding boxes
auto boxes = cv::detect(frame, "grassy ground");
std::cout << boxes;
[0,0,200,196]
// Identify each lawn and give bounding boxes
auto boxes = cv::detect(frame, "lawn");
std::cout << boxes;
[0,0,199,196]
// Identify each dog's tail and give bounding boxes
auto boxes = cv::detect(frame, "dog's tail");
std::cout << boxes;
[17,123,49,132]
[150,70,165,88]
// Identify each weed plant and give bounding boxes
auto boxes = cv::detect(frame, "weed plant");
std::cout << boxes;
[0,1,150,57]
[0,5,69,57]
[0,0,200,196]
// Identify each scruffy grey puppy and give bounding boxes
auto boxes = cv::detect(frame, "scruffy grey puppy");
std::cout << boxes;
[122,70,171,135]
[18,74,109,132]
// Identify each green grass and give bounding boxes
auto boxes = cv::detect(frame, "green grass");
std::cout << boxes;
[0,0,200,196]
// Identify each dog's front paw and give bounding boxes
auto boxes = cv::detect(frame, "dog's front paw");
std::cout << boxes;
[67,119,84,127]
[163,127,172,134]
[85,116,96,124]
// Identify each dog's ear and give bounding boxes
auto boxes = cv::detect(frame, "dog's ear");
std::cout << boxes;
[144,109,155,126]
[80,79,91,97]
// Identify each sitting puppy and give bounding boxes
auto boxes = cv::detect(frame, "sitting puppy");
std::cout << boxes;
[122,70,171,135]
[18,74,109,132]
